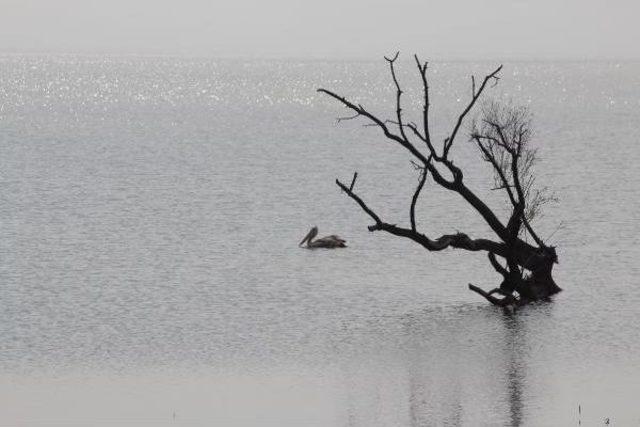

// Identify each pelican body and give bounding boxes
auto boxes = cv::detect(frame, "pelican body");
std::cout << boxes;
[299,226,346,248]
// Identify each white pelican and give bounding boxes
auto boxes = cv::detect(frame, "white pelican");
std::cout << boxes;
[299,226,346,248]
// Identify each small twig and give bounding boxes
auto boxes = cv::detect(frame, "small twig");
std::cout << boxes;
[545,221,565,243]
[336,112,360,124]
[490,185,515,191]
[383,51,400,62]
[336,178,381,225]
[349,172,358,191]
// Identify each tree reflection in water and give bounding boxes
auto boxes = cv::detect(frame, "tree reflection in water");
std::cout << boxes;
[334,304,556,426]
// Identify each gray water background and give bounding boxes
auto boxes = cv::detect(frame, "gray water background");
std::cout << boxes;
[1,56,640,426]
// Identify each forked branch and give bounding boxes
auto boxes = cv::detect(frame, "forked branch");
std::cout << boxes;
[317,88,430,166]
[336,176,506,255]
[319,56,512,244]
[468,284,518,307]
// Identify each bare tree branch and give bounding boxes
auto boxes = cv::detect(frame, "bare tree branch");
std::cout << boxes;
[444,65,502,158]
[473,134,518,207]
[349,171,358,191]
[336,177,507,255]
[468,284,516,307]
[384,52,410,144]
[336,177,381,225]
[488,252,509,278]
[317,88,430,165]
[336,112,361,123]
[410,166,427,231]
[471,101,555,247]
[414,54,437,158]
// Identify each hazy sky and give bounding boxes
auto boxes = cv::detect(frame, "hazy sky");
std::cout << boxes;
[1,0,638,59]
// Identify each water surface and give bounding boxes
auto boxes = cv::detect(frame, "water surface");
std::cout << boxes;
[1,56,640,426]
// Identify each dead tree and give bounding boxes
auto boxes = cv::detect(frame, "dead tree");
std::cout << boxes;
[318,53,560,307]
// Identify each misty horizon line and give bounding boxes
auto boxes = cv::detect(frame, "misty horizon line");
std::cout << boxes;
[1,49,639,63]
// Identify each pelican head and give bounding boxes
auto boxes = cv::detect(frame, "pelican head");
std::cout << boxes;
[299,226,318,246]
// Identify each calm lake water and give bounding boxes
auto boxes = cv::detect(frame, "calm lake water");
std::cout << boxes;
[1,56,639,426]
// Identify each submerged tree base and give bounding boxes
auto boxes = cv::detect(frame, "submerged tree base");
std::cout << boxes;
[469,263,562,307]
[468,244,561,307]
